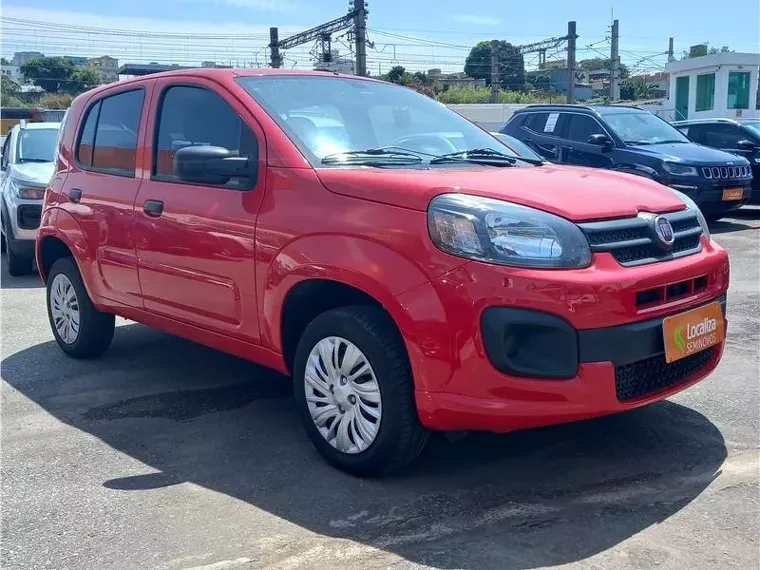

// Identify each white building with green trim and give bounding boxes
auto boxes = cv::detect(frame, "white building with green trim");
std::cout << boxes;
[665,52,759,121]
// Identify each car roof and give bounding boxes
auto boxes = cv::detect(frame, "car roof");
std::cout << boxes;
[516,104,646,115]
[672,118,760,126]
[16,121,62,130]
[81,67,382,99]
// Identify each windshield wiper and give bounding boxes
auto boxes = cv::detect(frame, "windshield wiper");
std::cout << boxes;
[321,149,423,166]
[429,148,517,166]
[19,157,51,163]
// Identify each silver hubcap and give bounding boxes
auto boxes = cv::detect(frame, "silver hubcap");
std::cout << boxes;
[50,274,80,344]
[304,336,382,454]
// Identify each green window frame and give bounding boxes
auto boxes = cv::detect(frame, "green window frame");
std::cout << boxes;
[727,71,750,109]
[695,73,715,111]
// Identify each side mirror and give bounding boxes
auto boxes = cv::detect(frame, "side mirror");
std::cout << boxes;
[588,133,613,147]
[736,139,760,151]
[174,145,256,186]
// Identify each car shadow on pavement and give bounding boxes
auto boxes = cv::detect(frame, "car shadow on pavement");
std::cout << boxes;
[0,258,44,289]
[1,324,728,569]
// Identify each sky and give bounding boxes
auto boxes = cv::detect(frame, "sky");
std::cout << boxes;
[2,0,759,74]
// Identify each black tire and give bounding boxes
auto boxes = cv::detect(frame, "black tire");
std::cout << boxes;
[5,238,33,276]
[46,257,115,359]
[293,305,429,476]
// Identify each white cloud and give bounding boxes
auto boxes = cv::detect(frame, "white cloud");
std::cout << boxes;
[452,14,501,26]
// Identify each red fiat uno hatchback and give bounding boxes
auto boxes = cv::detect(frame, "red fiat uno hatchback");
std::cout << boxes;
[37,69,729,475]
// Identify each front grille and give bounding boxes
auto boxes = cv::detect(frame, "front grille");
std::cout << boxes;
[702,165,751,179]
[615,347,716,402]
[17,204,42,230]
[579,209,703,267]
[635,274,709,309]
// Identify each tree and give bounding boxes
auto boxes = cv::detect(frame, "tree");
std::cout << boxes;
[1,75,22,107]
[464,41,526,91]
[386,65,406,84]
[69,68,100,94]
[19,56,100,95]
[1,57,10,65]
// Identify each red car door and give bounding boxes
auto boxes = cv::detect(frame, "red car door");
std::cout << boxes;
[60,84,153,307]
[133,77,266,343]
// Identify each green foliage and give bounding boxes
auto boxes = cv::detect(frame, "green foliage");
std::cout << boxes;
[1,75,22,107]
[525,70,553,92]
[19,56,99,95]
[386,65,406,84]
[436,86,546,104]
[1,57,10,66]
[37,93,75,109]
[464,41,526,91]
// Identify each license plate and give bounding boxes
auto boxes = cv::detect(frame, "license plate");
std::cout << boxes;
[662,302,724,363]
[722,188,744,201]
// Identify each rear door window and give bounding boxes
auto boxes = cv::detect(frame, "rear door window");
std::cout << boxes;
[702,124,747,148]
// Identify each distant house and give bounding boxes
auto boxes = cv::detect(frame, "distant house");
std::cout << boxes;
[1,64,23,83]
[549,67,592,101]
[63,56,89,68]
[11,51,44,66]
[665,52,759,120]
[88,55,120,84]
[426,69,485,89]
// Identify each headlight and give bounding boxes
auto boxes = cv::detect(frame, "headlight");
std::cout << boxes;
[427,194,591,268]
[9,179,45,200]
[671,189,710,238]
[663,162,698,176]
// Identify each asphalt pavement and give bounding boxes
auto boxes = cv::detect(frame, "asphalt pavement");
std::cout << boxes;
[2,208,759,570]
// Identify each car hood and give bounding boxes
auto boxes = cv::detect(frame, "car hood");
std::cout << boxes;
[9,162,55,186]
[316,164,686,222]
[627,142,749,165]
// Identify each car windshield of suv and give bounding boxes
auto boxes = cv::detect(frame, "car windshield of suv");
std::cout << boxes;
[238,76,523,168]
[742,122,760,138]
[604,112,689,145]
[17,128,59,163]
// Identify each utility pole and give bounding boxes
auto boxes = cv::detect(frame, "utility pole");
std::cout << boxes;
[269,27,281,68]
[610,19,620,101]
[490,39,499,103]
[668,37,675,62]
[567,21,577,104]
[352,0,367,76]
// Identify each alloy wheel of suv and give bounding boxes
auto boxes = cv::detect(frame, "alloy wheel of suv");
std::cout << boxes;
[46,257,115,359]
[293,305,429,476]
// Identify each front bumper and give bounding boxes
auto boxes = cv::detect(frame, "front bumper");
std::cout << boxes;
[398,237,729,432]
[669,179,752,213]
[2,195,42,242]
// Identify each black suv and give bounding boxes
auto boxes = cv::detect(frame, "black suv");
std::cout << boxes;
[502,105,753,219]
[674,118,760,203]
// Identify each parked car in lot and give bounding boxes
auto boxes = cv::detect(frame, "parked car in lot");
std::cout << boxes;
[1,120,62,275]
[490,131,546,163]
[673,118,760,203]
[501,104,753,220]
[37,70,729,475]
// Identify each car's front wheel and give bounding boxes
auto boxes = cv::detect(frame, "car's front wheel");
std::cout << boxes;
[46,257,115,358]
[293,306,428,476]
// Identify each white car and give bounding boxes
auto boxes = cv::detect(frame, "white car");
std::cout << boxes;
[1,121,62,275]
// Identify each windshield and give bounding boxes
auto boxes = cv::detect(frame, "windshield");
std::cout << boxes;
[604,112,689,145]
[17,128,59,163]
[492,133,543,161]
[743,122,760,138]
[237,76,511,167]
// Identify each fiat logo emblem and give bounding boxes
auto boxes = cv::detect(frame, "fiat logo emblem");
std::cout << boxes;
[654,215,675,248]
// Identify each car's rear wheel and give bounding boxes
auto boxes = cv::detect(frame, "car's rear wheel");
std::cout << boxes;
[46,257,115,358]
[293,306,428,476]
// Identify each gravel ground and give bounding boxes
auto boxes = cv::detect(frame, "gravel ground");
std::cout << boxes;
[2,207,758,570]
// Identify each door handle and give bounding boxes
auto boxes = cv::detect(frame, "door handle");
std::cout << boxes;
[67,188,82,203]
[143,199,164,217]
